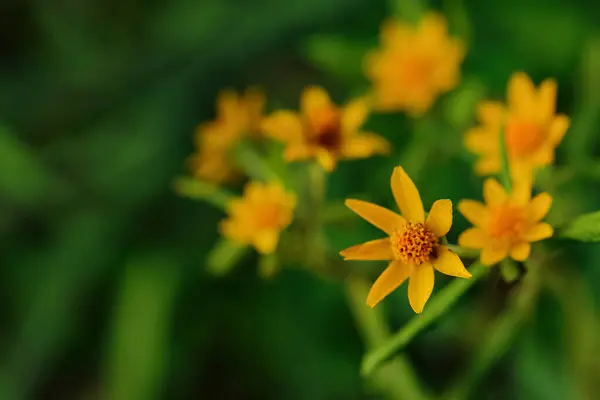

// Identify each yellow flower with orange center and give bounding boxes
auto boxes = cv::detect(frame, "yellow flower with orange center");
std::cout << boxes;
[465,72,570,180]
[261,86,390,172]
[458,178,554,266]
[339,166,471,313]
[220,181,296,254]
[365,13,465,115]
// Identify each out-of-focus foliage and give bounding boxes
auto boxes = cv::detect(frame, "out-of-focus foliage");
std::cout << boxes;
[1,0,600,399]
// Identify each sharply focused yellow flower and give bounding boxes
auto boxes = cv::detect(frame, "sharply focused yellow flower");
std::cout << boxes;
[339,166,471,313]
[261,86,390,172]
[465,72,570,180]
[220,181,296,254]
[458,177,554,266]
[365,12,465,115]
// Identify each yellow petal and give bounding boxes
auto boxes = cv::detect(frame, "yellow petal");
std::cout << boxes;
[537,78,557,121]
[366,261,413,308]
[261,111,304,142]
[523,223,554,242]
[345,199,405,235]
[510,242,531,261]
[433,246,472,278]
[408,263,435,314]
[301,86,332,121]
[283,143,313,161]
[458,228,487,249]
[339,133,390,159]
[391,166,425,221]
[507,72,536,116]
[477,101,505,125]
[480,245,508,266]
[474,157,501,176]
[217,89,240,121]
[510,174,532,206]
[527,192,552,222]
[340,238,393,261]
[464,127,496,153]
[548,115,570,146]
[426,199,453,237]
[483,178,507,206]
[316,149,336,172]
[253,229,279,254]
[457,200,488,227]
[341,98,369,133]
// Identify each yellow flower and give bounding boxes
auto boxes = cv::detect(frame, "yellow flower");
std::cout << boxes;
[188,122,240,184]
[339,166,471,313]
[216,87,266,138]
[220,181,296,254]
[465,72,570,180]
[261,86,390,172]
[365,12,465,115]
[458,177,554,266]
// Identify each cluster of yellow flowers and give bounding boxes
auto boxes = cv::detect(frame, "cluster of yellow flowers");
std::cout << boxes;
[182,12,569,314]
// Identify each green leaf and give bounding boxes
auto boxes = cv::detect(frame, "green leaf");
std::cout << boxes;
[302,35,371,82]
[559,210,600,242]
[172,176,233,210]
[206,238,249,276]
[389,0,424,22]
[442,78,487,129]
[233,140,281,183]
[500,259,520,283]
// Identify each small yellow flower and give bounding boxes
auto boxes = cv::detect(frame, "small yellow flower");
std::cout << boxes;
[261,86,390,172]
[339,166,471,313]
[365,12,465,115]
[458,178,554,266]
[188,122,240,184]
[465,72,570,180]
[220,181,296,254]
[216,87,266,138]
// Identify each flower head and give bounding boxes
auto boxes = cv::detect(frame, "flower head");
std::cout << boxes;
[458,178,554,266]
[216,87,266,138]
[188,121,240,184]
[261,86,390,172]
[465,72,570,180]
[339,166,471,313]
[365,12,465,115]
[220,181,296,254]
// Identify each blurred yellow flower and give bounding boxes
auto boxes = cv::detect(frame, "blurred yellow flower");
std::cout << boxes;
[220,181,296,254]
[261,86,390,172]
[187,87,266,184]
[365,12,465,115]
[339,166,471,313]
[465,72,570,180]
[458,177,553,266]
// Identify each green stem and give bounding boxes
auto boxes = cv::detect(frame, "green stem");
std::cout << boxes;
[306,163,327,269]
[444,263,541,400]
[498,125,512,193]
[172,177,233,210]
[362,262,489,376]
[446,245,479,259]
[345,275,432,400]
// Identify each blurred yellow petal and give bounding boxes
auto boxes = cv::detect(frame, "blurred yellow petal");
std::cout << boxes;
[253,229,279,254]
[523,223,553,242]
[341,98,369,133]
[465,128,496,153]
[474,157,501,176]
[217,89,239,121]
[366,261,413,308]
[391,166,425,221]
[458,227,487,249]
[510,242,531,261]
[345,199,405,235]
[426,199,453,237]
[477,101,505,125]
[408,263,434,314]
[510,175,532,206]
[507,72,536,116]
[283,143,313,161]
[548,115,570,145]
[301,86,332,121]
[339,133,390,158]
[527,192,552,222]
[458,200,488,227]
[537,78,557,121]
[316,149,336,172]
[433,246,471,278]
[261,111,304,142]
[480,245,508,266]
[340,238,393,260]
[483,178,507,206]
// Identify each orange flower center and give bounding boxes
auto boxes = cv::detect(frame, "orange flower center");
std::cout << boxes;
[505,120,545,157]
[400,55,434,88]
[487,205,525,240]
[309,108,342,151]
[391,222,438,265]
[255,205,282,229]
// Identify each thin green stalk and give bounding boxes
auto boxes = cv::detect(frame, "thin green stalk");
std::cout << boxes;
[444,263,541,400]
[172,177,233,210]
[446,244,479,259]
[498,125,512,193]
[306,163,327,270]
[346,275,432,400]
[362,262,489,376]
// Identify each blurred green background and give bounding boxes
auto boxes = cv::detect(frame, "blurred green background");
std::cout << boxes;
[2,0,600,399]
